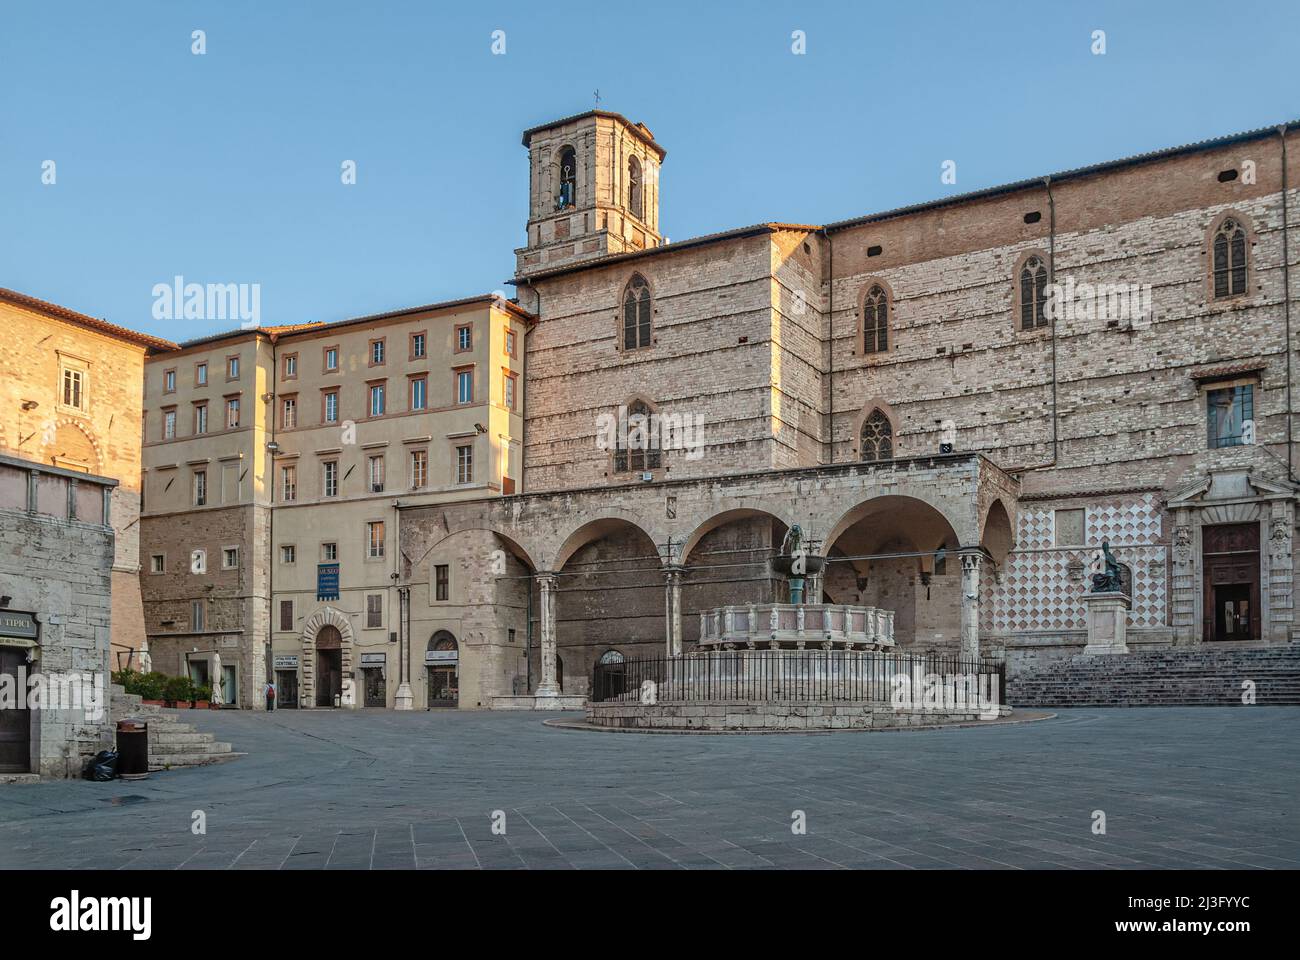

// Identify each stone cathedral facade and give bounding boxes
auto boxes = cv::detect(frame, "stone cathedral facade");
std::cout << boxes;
[397,110,1300,706]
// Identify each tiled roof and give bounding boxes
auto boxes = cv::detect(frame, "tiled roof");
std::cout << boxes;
[0,287,177,352]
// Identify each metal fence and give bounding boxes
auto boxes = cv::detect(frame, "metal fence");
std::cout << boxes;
[591,650,1006,706]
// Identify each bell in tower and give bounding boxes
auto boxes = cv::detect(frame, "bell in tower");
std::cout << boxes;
[514,110,666,279]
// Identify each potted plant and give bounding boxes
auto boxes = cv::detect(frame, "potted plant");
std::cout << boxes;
[136,671,169,705]
[192,683,212,710]
[162,675,192,708]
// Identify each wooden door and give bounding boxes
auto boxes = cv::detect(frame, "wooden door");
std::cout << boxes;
[1202,522,1261,642]
[0,649,30,773]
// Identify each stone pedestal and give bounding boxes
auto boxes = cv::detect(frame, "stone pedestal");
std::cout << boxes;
[393,682,413,710]
[1082,592,1131,655]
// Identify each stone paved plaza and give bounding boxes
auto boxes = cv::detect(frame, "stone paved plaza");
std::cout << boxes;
[1,708,1298,870]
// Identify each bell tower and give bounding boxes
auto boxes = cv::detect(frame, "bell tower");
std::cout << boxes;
[515,110,666,278]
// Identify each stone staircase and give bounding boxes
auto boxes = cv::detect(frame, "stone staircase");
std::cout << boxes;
[110,686,241,771]
[1009,645,1300,707]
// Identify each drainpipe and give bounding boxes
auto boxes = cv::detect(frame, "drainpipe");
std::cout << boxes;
[266,332,278,708]
[1046,175,1059,466]
[1281,126,1294,481]
[822,228,834,465]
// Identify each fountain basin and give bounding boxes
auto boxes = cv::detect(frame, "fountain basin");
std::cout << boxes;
[697,602,894,651]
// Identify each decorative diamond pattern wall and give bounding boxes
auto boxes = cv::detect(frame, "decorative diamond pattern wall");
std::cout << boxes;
[987,495,1166,632]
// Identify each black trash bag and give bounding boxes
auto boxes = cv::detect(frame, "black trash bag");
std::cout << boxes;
[82,750,119,781]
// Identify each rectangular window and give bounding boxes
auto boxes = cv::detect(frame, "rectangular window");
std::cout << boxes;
[280,544,296,564]
[151,554,165,574]
[411,450,428,489]
[222,547,239,569]
[283,353,297,379]
[324,346,339,371]
[1054,509,1086,547]
[279,600,293,631]
[323,389,339,423]
[227,355,240,380]
[281,465,297,502]
[411,332,426,359]
[505,329,516,358]
[225,397,240,429]
[322,542,338,561]
[323,460,338,497]
[370,339,385,365]
[193,470,207,506]
[504,372,517,410]
[455,324,472,352]
[434,564,449,601]
[62,368,85,410]
[282,396,297,429]
[1207,384,1255,449]
[196,362,208,385]
[456,444,473,484]
[163,409,177,440]
[164,369,176,393]
[191,600,205,632]
[194,403,208,434]
[366,594,383,628]
[455,369,473,404]
[410,376,427,410]
[370,383,386,416]
[368,455,385,493]
[367,521,385,558]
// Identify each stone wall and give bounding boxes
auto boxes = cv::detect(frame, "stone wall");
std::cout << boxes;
[0,456,116,777]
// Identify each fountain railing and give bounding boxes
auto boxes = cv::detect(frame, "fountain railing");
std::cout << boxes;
[697,602,894,651]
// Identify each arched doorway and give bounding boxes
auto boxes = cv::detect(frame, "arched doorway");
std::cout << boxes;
[426,632,458,708]
[316,625,342,707]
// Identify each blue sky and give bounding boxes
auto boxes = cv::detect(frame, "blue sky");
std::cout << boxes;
[1,0,1297,341]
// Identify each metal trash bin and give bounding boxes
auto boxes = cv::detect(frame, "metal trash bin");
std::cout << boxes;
[116,720,150,780]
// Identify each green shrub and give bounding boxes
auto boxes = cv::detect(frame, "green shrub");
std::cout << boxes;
[135,672,168,701]
[162,675,193,704]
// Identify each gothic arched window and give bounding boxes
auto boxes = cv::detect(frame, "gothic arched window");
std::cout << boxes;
[622,274,652,350]
[557,147,576,210]
[863,284,888,353]
[860,409,893,462]
[628,156,643,221]
[1213,217,1248,298]
[613,399,662,473]
[1018,255,1049,330]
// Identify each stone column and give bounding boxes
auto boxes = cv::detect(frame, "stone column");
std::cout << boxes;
[1170,511,1197,644]
[959,551,983,661]
[664,566,684,657]
[536,573,561,697]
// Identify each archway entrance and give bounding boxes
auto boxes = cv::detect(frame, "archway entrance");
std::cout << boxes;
[426,632,458,708]
[316,625,343,707]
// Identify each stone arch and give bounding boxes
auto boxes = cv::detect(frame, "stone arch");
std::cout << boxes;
[1205,209,1255,301]
[552,512,660,571]
[1012,248,1051,331]
[620,273,653,351]
[980,497,1014,567]
[855,277,894,357]
[850,398,898,461]
[301,606,355,708]
[823,494,965,651]
[823,494,963,555]
[678,507,789,565]
[48,418,102,473]
[420,526,538,576]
